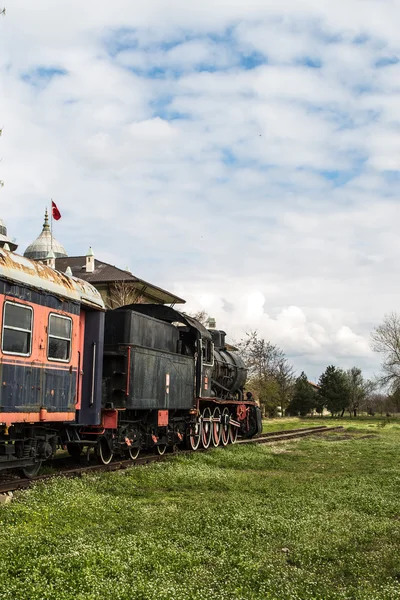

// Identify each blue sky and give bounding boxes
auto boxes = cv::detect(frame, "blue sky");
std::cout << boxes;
[1,0,400,380]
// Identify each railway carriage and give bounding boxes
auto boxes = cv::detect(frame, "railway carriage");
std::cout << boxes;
[0,248,104,476]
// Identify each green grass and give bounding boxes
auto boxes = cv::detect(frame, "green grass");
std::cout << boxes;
[1,418,400,599]
[261,415,400,433]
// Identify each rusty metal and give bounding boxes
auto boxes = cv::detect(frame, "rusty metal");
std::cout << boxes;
[0,249,104,310]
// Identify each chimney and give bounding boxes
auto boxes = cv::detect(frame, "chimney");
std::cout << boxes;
[86,247,94,273]
[207,317,216,329]
[45,250,55,269]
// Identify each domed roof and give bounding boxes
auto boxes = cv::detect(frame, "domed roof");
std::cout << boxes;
[0,218,18,252]
[24,210,67,260]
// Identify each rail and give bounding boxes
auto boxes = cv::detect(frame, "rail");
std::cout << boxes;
[0,425,343,495]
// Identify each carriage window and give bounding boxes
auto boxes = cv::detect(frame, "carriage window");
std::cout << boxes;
[48,314,72,362]
[202,339,213,365]
[2,302,33,355]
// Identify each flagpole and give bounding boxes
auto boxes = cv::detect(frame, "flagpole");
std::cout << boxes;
[50,200,53,251]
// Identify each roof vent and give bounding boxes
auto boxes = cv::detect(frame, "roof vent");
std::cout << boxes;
[0,218,18,251]
[86,247,94,273]
[45,249,55,269]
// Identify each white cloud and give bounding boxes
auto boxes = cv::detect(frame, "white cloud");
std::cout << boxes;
[1,0,400,380]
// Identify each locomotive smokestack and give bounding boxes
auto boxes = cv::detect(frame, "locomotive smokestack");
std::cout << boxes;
[207,317,216,329]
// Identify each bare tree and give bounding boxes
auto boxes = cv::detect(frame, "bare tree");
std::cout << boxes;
[189,310,210,326]
[239,331,285,380]
[238,331,295,416]
[371,312,400,392]
[363,392,396,416]
[106,281,144,309]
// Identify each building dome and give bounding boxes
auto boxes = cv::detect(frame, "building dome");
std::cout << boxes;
[24,209,67,260]
[0,218,18,251]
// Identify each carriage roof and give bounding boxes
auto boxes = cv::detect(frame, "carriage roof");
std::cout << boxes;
[0,248,104,310]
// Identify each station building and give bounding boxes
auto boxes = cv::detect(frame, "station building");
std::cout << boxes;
[0,212,185,309]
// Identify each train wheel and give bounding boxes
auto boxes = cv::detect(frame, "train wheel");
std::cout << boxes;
[156,444,167,456]
[97,437,113,465]
[128,446,140,460]
[201,407,212,449]
[186,419,201,450]
[229,422,238,444]
[21,461,42,479]
[220,408,230,446]
[212,407,221,447]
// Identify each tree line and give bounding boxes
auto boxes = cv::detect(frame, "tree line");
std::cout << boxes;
[238,328,400,417]
[190,310,400,417]
[238,332,372,417]
[239,310,400,417]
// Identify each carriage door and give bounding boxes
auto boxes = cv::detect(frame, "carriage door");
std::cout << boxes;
[76,308,105,425]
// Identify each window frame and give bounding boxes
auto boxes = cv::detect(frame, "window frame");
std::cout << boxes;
[47,313,73,363]
[1,300,33,357]
[202,339,214,367]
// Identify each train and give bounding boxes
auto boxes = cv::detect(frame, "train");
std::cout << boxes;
[0,248,262,477]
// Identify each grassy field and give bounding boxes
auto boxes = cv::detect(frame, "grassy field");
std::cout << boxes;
[0,417,400,600]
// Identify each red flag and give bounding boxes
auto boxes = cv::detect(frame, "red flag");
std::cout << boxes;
[51,200,61,221]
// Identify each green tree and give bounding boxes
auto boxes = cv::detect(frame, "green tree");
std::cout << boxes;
[287,372,317,416]
[318,365,350,417]
[252,377,281,417]
[275,357,296,412]
[238,331,295,416]
[344,367,369,417]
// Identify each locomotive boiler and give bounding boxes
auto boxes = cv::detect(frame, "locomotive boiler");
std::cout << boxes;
[208,329,247,400]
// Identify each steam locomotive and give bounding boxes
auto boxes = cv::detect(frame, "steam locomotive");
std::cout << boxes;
[0,248,262,476]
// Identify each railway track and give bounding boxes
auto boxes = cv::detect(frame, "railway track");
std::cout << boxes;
[237,425,343,445]
[0,425,342,495]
